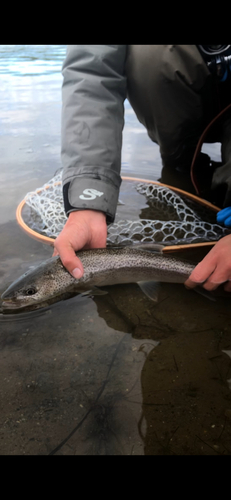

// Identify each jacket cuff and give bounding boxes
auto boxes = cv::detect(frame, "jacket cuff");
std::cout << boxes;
[63,176,121,224]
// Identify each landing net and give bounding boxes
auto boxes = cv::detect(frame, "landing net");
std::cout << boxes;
[23,170,230,246]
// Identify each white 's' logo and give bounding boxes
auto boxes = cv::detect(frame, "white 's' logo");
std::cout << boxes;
[79,189,104,200]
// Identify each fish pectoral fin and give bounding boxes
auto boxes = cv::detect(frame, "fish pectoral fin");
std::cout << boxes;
[137,281,159,302]
[80,287,108,297]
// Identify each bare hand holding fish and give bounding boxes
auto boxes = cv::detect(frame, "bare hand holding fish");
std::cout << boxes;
[3,224,231,313]
[185,234,231,292]
[52,209,107,279]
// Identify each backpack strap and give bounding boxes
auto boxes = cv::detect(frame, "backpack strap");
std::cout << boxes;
[190,103,231,195]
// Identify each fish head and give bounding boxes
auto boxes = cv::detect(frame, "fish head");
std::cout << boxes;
[1,256,74,312]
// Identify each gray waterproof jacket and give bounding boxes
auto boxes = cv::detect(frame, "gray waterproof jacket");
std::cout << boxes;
[61,45,231,214]
[62,45,127,223]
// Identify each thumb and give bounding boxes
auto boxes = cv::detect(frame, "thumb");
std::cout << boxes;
[54,243,84,279]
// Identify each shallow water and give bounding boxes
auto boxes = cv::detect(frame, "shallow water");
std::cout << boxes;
[0,46,231,455]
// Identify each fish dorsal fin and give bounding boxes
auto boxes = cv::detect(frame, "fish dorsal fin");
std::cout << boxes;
[137,281,159,302]
[129,243,164,253]
[107,243,164,253]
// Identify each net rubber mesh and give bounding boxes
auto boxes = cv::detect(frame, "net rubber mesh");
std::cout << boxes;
[24,170,229,246]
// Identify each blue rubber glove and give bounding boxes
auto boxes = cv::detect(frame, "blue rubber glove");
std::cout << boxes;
[217,207,231,227]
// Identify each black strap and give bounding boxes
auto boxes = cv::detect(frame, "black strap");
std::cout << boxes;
[190,103,231,195]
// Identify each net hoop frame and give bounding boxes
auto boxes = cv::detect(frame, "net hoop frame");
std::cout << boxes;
[16,176,221,253]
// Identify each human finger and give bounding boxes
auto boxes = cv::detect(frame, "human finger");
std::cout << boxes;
[57,243,84,279]
[184,259,216,289]
[217,207,231,223]
[186,260,231,291]
[52,248,59,257]
[224,215,231,227]
[199,260,231,290]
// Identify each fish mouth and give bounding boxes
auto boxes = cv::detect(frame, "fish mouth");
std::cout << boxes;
[1,299,27,311]
[1,299,49,314]
[1,290,80,314]
[1,299,18,308]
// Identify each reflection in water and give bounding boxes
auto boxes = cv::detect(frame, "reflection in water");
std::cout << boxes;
[48,335,158,456]
[139,335,231,455]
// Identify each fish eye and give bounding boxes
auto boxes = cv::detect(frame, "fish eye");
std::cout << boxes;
[23,286,37,296]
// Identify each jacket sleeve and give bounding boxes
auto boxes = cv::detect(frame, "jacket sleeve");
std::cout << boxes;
[61,45,127,223]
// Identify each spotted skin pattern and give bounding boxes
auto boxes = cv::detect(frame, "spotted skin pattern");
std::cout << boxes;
[1,246,195,311]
